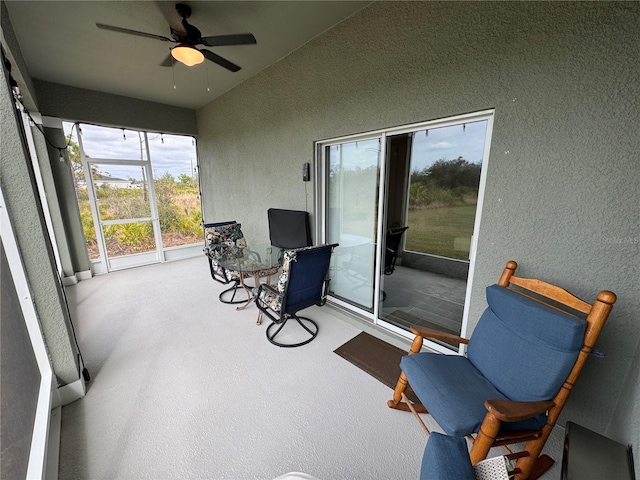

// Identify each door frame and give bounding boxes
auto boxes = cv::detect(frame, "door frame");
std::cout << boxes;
[315,109,495,352]
[1,185,55,479]
[316,131,385,320]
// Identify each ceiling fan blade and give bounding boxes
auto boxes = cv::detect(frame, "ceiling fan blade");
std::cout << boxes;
[159,54,174,67]
[96,23,174,43]
[155,1,186,34]
[202,50,241,72]
[200,33,257,47]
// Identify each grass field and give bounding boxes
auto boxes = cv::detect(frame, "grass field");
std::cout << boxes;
[405,204,476,260]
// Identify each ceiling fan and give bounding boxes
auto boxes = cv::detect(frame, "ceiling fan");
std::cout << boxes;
[96,3,256,72]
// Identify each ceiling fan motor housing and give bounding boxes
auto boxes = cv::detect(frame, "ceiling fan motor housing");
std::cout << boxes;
[172,3,203,45]
[175,3,192,20]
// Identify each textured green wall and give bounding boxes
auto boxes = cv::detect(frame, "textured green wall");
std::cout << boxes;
[196,0,640,460]
[34,80,198,136]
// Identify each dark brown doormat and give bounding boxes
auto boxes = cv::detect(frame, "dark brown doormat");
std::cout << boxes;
[334,331,419,403]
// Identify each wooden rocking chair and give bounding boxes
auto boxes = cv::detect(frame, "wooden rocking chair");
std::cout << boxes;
[388,260,616,480]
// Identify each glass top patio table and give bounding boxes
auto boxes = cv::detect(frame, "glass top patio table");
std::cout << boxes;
[218,243,282,310]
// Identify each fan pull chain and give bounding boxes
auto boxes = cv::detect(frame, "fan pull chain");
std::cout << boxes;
[172,57,177,90]
[205,63,211,92]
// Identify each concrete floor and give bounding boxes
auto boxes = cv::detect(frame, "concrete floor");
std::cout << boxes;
[60,256,563,479]
[60,256,430,479]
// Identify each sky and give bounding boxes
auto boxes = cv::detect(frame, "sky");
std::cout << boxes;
[63,119,487,180]
[329,120,488,172]
[63,122,197,180]
[410,120,487,171]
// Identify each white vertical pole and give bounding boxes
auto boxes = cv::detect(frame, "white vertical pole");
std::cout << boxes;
[143,131,164,261]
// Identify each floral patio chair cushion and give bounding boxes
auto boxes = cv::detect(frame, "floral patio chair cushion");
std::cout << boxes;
[204,222,250,285]
[212,262,238,282]
[204,222,247,261]
[256,249,299,312]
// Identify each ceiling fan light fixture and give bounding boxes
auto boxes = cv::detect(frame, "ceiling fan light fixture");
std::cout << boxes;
[171,45,204,66]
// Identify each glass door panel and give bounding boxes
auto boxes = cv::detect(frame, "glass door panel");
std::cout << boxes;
[405,121,487,260]
[379,119,489,349]
[326,138,381,312]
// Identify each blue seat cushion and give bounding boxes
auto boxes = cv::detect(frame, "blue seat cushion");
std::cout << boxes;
[468,285,586,401]
[420,433,474,480]
[401,353,544,436]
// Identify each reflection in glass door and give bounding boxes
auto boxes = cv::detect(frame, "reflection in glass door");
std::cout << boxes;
[325,138,381,312]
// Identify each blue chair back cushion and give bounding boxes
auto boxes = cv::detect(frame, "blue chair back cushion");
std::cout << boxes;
[420,433,474,480]
[467,285,586,402]
[284,245,333,313]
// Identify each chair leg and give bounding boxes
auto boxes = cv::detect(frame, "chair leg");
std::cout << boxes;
[388,372,409,408]
[513,424,555,480]
[470,412,502,465]
[388,333,426,412]
[521,455,554,480]
[266,315,318,348]
[218,281,248,304]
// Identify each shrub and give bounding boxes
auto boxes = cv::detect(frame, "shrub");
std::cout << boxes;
[117,222,153,246]
[75,172,202,255]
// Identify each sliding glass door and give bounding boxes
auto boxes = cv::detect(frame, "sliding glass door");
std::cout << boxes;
[317,110,494,350]
[324,137,382,313]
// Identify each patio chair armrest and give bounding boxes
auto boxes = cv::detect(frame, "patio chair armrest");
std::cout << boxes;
[409,325,469,345]
[484,399,555,422]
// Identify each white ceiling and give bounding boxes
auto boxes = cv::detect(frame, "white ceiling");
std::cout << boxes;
[4,1,369,110]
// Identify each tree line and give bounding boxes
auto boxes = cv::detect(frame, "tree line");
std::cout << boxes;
[410,157,481,208]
